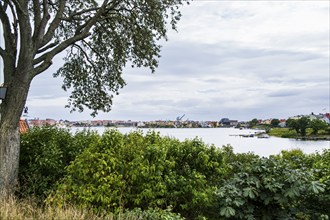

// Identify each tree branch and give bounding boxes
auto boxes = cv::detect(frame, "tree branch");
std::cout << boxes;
[0,2,17,68]
[33,1,112,67]
[10,0,25,14]
[38,0,66,49]
[75,0,111,35]
[63,7,99,20]
[32,0,50,47]
[0,48,5,58]
[73,43,98,72]
[32,0,41,36]
[33,30,91,75]
[36,41,59,54]
[33,56,53,75]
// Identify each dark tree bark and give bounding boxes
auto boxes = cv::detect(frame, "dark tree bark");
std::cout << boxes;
[0,72,31,196]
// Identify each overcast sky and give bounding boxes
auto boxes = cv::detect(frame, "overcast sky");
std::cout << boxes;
[26,1,329,121]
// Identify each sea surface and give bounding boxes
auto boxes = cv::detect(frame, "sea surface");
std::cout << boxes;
[72,127,330,157]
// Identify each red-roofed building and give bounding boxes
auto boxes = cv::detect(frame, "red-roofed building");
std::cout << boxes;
[19,119,29,134]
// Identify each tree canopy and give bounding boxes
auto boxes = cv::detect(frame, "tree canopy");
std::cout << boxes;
[0,0,187,115]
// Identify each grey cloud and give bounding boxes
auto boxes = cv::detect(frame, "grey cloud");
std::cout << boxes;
[267,90,300,98]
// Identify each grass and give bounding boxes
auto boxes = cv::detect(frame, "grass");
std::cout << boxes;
[0,196,160,220]
[268,128,297,138]
[0,197,111,220]
[0,196,184,220]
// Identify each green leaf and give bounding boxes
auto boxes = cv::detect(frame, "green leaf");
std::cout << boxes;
[309,181,325,194]
[233,199,245,207]
[243,187,257,199]
[220,207,236,217]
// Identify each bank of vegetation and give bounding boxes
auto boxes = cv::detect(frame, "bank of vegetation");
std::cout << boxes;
[267,117,330,140]
[2,126,329,219]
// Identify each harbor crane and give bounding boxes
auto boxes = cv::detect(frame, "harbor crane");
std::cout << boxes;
[176,114,185,121]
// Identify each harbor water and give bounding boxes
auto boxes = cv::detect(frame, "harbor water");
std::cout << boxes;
[73,127,330,157]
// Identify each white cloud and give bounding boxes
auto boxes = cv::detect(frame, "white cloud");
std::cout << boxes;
[173,1,329,55]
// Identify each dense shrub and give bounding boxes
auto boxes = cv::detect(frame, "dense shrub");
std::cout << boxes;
[299,149,330,218]
[50,129,226,219]
[18,127,330,219]
[216,156,326,219]
[19,126,99,201]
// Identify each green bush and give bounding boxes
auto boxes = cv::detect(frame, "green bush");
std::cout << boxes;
[122,208,185,220]
[50,129,226,219]
[19,127,330,219]
[216,155,327,219]
[300,149,330,218]
[19,126,99,201]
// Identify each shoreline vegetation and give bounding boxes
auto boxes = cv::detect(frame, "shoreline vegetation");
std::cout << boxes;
[4,126,329,219]
[267,127,330,140]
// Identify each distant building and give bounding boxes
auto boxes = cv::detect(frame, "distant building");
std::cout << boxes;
[45,118,56,126]
[219,118,230,126]
[219,118,238,127]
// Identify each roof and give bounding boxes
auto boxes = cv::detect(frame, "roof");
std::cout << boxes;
[19,119,29,134]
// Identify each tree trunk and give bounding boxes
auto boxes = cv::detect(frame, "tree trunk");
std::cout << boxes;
[0,126,20,197]
[0,74,31,197]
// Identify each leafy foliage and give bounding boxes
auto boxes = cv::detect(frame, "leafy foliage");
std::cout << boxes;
[18,127,330,219]
[270,118,280,127]
[300,149,330,218]
[19,126,99,201]
[216,156,326,219]
[248,118,259,127]
[286,117,313,136]
[51,0,189,115]
[309,119,329,135]
[50,129,225,219]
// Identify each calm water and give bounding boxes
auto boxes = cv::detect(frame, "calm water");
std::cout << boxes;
[73,127,330,157]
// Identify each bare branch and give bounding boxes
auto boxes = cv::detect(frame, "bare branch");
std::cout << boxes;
[34,0,113,71]
[0,48,5,58]
[32,0,41,34]
[0,2,17,61]
[10,0,24,14]
[33,31,91,74]
[33,56,53,75]
[14,1,34,74]
[64,7,99,20]
[32,0,50,46]
[36,41,59,54]
[38,0,66,49]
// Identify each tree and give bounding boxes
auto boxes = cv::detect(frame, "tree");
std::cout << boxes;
[248,118,259,127]
[297,117,310,136]
[270,118,280,127]
[286,118,300,134]
[286,117,310,136]
[309,119,328,135]
[0,0,188,197]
